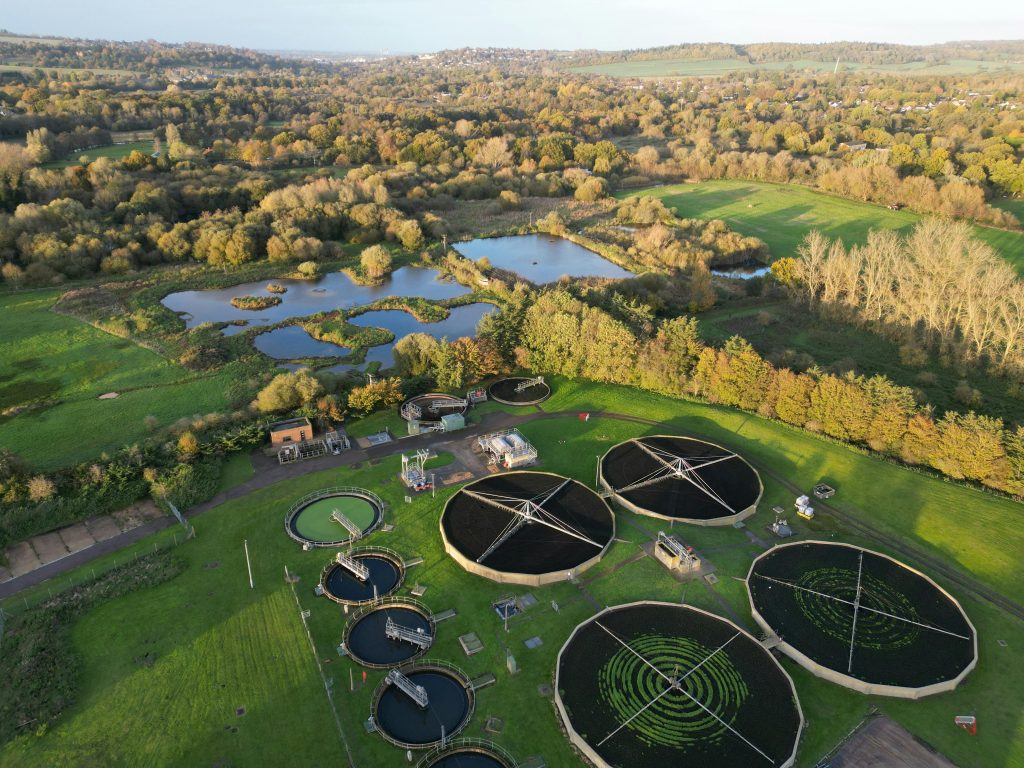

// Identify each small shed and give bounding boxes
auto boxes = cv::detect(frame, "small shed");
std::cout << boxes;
[269,417,313,447]
[440,413,465,432]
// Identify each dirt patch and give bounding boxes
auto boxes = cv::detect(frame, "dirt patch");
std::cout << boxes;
[111,499,163,530]
[829,716,958,768]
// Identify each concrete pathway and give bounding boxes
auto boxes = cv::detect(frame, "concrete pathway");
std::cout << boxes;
[0,500,165,587]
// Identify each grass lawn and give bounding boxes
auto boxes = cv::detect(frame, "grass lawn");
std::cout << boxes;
[697,300,1023,423]
[215,453,255,495]
[3,379,1023,766]
[623,180,1024,272]
[0,291,232,468]
[572,57,1024,78]
[42,141,153,169]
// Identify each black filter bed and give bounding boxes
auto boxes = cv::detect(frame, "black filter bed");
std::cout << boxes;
[600,436,760,522]
[442,471,613,577]
[556,602,801,768]
[748,542,976,690]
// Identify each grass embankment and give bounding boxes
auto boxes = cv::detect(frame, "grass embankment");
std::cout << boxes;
[572,57,1024,79]
[2,379,1022,766]
[625,180,1024,272]
[0,291,231,469]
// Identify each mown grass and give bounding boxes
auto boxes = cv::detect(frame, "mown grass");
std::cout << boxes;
[2,379,1022,766]
[0,291,231,468]
[572,57,1024,78]
[42,141,153,169]
[624,180,1024,271]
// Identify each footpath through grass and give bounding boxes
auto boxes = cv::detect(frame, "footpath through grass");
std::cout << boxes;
[2,381,1022,766]
[0,291,232,468]
[625,180,1024,271]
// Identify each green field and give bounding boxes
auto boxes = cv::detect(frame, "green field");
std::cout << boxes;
[3,378,1023,767]
[0,291,231,468]
[572,57,1024,78]
[42,140,153,169]
[0,63,135,77]
[624,180,1024,271]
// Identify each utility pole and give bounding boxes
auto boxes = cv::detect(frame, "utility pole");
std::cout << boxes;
[244,540,254,589]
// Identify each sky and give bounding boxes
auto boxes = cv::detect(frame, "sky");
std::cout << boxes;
[3,0,1021,53]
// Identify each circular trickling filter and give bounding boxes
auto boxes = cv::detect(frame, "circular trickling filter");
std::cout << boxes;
[441,471,614,586]
[555,601,803,768]
[747,541,977,697]
[599,435,761,526]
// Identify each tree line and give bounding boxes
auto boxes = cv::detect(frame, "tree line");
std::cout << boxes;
[782,219,1024,378]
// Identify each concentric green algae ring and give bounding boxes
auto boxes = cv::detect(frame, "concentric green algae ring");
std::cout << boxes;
[292,495,377,542]
[597,635,748,747]
[795,567,920,649]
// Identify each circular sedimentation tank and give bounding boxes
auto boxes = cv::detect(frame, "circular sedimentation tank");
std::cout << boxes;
[417,739,516,768]
[440,471,614,586]
[400,393,468,425]
[555,601,803,768]
[487,376,551,405]
[372,662,474,749]
[320,547,405,605]
[343,599,435,668]
[747,540,978,698]
[598,435,761,526]
[285,488,383,547]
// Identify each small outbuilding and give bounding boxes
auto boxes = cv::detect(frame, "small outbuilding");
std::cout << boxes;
[269,417,313,446]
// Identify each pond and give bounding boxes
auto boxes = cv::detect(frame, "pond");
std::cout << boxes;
[711,263,771,280]
[453,234,634,283]
[324,302,495,373]
[253,326,350,360]
[162,266,471,331]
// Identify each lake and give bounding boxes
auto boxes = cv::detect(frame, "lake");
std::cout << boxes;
[162,266,471,331]
[453,234,634,284]
[325,303,495,373]
[253,326,350,360]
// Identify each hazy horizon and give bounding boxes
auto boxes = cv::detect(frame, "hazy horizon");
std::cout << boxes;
[4,0,1022,55]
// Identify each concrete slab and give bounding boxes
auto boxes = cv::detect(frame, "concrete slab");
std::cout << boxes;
[0,565,12,584]
[830,716,958,768]
[6,541,41,577]
[85,516,123,542]
[58,522,96,554]
[32,531,70,565]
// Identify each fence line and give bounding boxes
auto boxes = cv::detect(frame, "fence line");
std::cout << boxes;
[1,529,187,617]
[286,565,357,768]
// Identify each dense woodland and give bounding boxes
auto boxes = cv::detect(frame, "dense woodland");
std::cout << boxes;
[1,34,1023,547]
